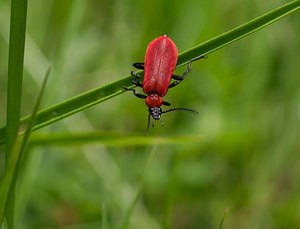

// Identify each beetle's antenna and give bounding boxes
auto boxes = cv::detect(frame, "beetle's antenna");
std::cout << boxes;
[162,108,199,115]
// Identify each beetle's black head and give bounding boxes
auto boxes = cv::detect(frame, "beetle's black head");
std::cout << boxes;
[145,107,163,134]
[148,107,162,120]
[145,107,199,134]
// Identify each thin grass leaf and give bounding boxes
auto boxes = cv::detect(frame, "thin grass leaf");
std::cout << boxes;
[5,0,28,153]
[0,0,299,145]
[4,0,28,226]
[121,146,157,229]
[0,69,50,225]
[101,203,108,229]
[28,132,205,147]
[177,0,300,66]
[12,68,50,176]
[218,208,229,229]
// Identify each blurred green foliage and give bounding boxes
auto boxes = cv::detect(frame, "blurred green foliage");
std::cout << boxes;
[1,0,300,228]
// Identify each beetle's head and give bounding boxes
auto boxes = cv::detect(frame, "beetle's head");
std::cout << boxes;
[145,107,163,134]
[148,107,162,120]
[145,107,199,134]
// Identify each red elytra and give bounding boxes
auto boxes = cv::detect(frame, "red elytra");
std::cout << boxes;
[143,36,178,101]
[124,35,205,130]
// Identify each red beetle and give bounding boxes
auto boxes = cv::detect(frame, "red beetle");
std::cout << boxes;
[124,35,205,130]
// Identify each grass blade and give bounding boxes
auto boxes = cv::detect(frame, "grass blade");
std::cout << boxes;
[5,0,28,156]
[101,203,108,229]
[0,0,299,145]
[218,208,229,229]
[28,132,205,147]
[121,146,157,229]
[4,0,28,227]
[177,0,300,65]
[0,69,50,226]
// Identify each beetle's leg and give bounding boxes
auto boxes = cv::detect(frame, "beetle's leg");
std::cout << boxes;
[132,78,143,87]
[131,70,141,78]
[130,70,143,87]
[191,55,207,62]
[163,100,171,106]
[169,55,206,89]
[169,60,192,88]
[123,87,147,99]
[133,62,144,70]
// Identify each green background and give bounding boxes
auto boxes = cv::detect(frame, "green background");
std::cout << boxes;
[1,0,300,228]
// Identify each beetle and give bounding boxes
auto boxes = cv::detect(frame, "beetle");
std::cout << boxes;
[124,35,205,130]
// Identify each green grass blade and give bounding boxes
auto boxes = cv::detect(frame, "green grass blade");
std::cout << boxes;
[218,208,229,229]
[29,132,205,147]
[0,0,299,145]
[0,69,50,226]
[177,0,300,65]
[101,203,108,229]
[4,0,28,227]
[14,68,50,171]
[121,147,157,229]
[6,0,28,155]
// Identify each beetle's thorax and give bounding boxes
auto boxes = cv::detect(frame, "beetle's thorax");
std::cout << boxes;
[145,94,163,108]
